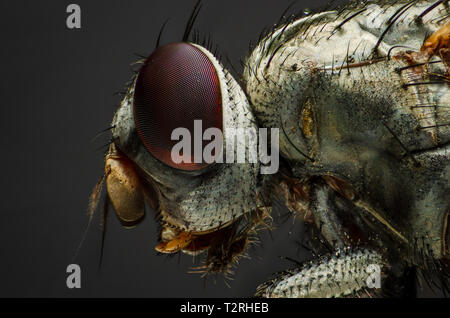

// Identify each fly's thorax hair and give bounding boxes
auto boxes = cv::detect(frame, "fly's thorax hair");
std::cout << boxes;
[244,0,447,160]
[310,60,450,159]
[110,43,260,233]
[244,0,449,262]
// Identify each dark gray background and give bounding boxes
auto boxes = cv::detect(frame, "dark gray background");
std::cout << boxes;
[0,0,329,298]
[0,0,438,298]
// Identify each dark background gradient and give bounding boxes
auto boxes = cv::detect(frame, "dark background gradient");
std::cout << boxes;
[0,0,437,297]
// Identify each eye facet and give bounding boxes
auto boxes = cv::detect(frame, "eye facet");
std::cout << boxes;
[133,42,223,171]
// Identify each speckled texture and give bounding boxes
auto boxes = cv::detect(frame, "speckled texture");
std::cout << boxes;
[256,248,385,298]
[112,44,260,234]
[245,0,449,297]
[107,0,449,296]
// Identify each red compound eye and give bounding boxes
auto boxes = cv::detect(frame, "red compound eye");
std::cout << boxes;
[133,42,223,171]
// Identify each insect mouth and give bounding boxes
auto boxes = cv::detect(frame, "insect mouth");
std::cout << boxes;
[155,212,235,255]
[153,208,271,273]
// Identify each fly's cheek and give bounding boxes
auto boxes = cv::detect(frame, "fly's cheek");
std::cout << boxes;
[105,152,146,227]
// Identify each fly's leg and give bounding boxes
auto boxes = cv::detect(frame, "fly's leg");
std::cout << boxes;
[255,249,385,298]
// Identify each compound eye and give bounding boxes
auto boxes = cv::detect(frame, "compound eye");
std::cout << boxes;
[133,42,223,171]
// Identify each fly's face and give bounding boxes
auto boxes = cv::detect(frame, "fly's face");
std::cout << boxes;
[245,1,449,268]
[104,41,268,273]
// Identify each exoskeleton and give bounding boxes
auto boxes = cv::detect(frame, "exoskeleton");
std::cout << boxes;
[89,2,271,274]
[89,0,449,297]
[245,0,449,297]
